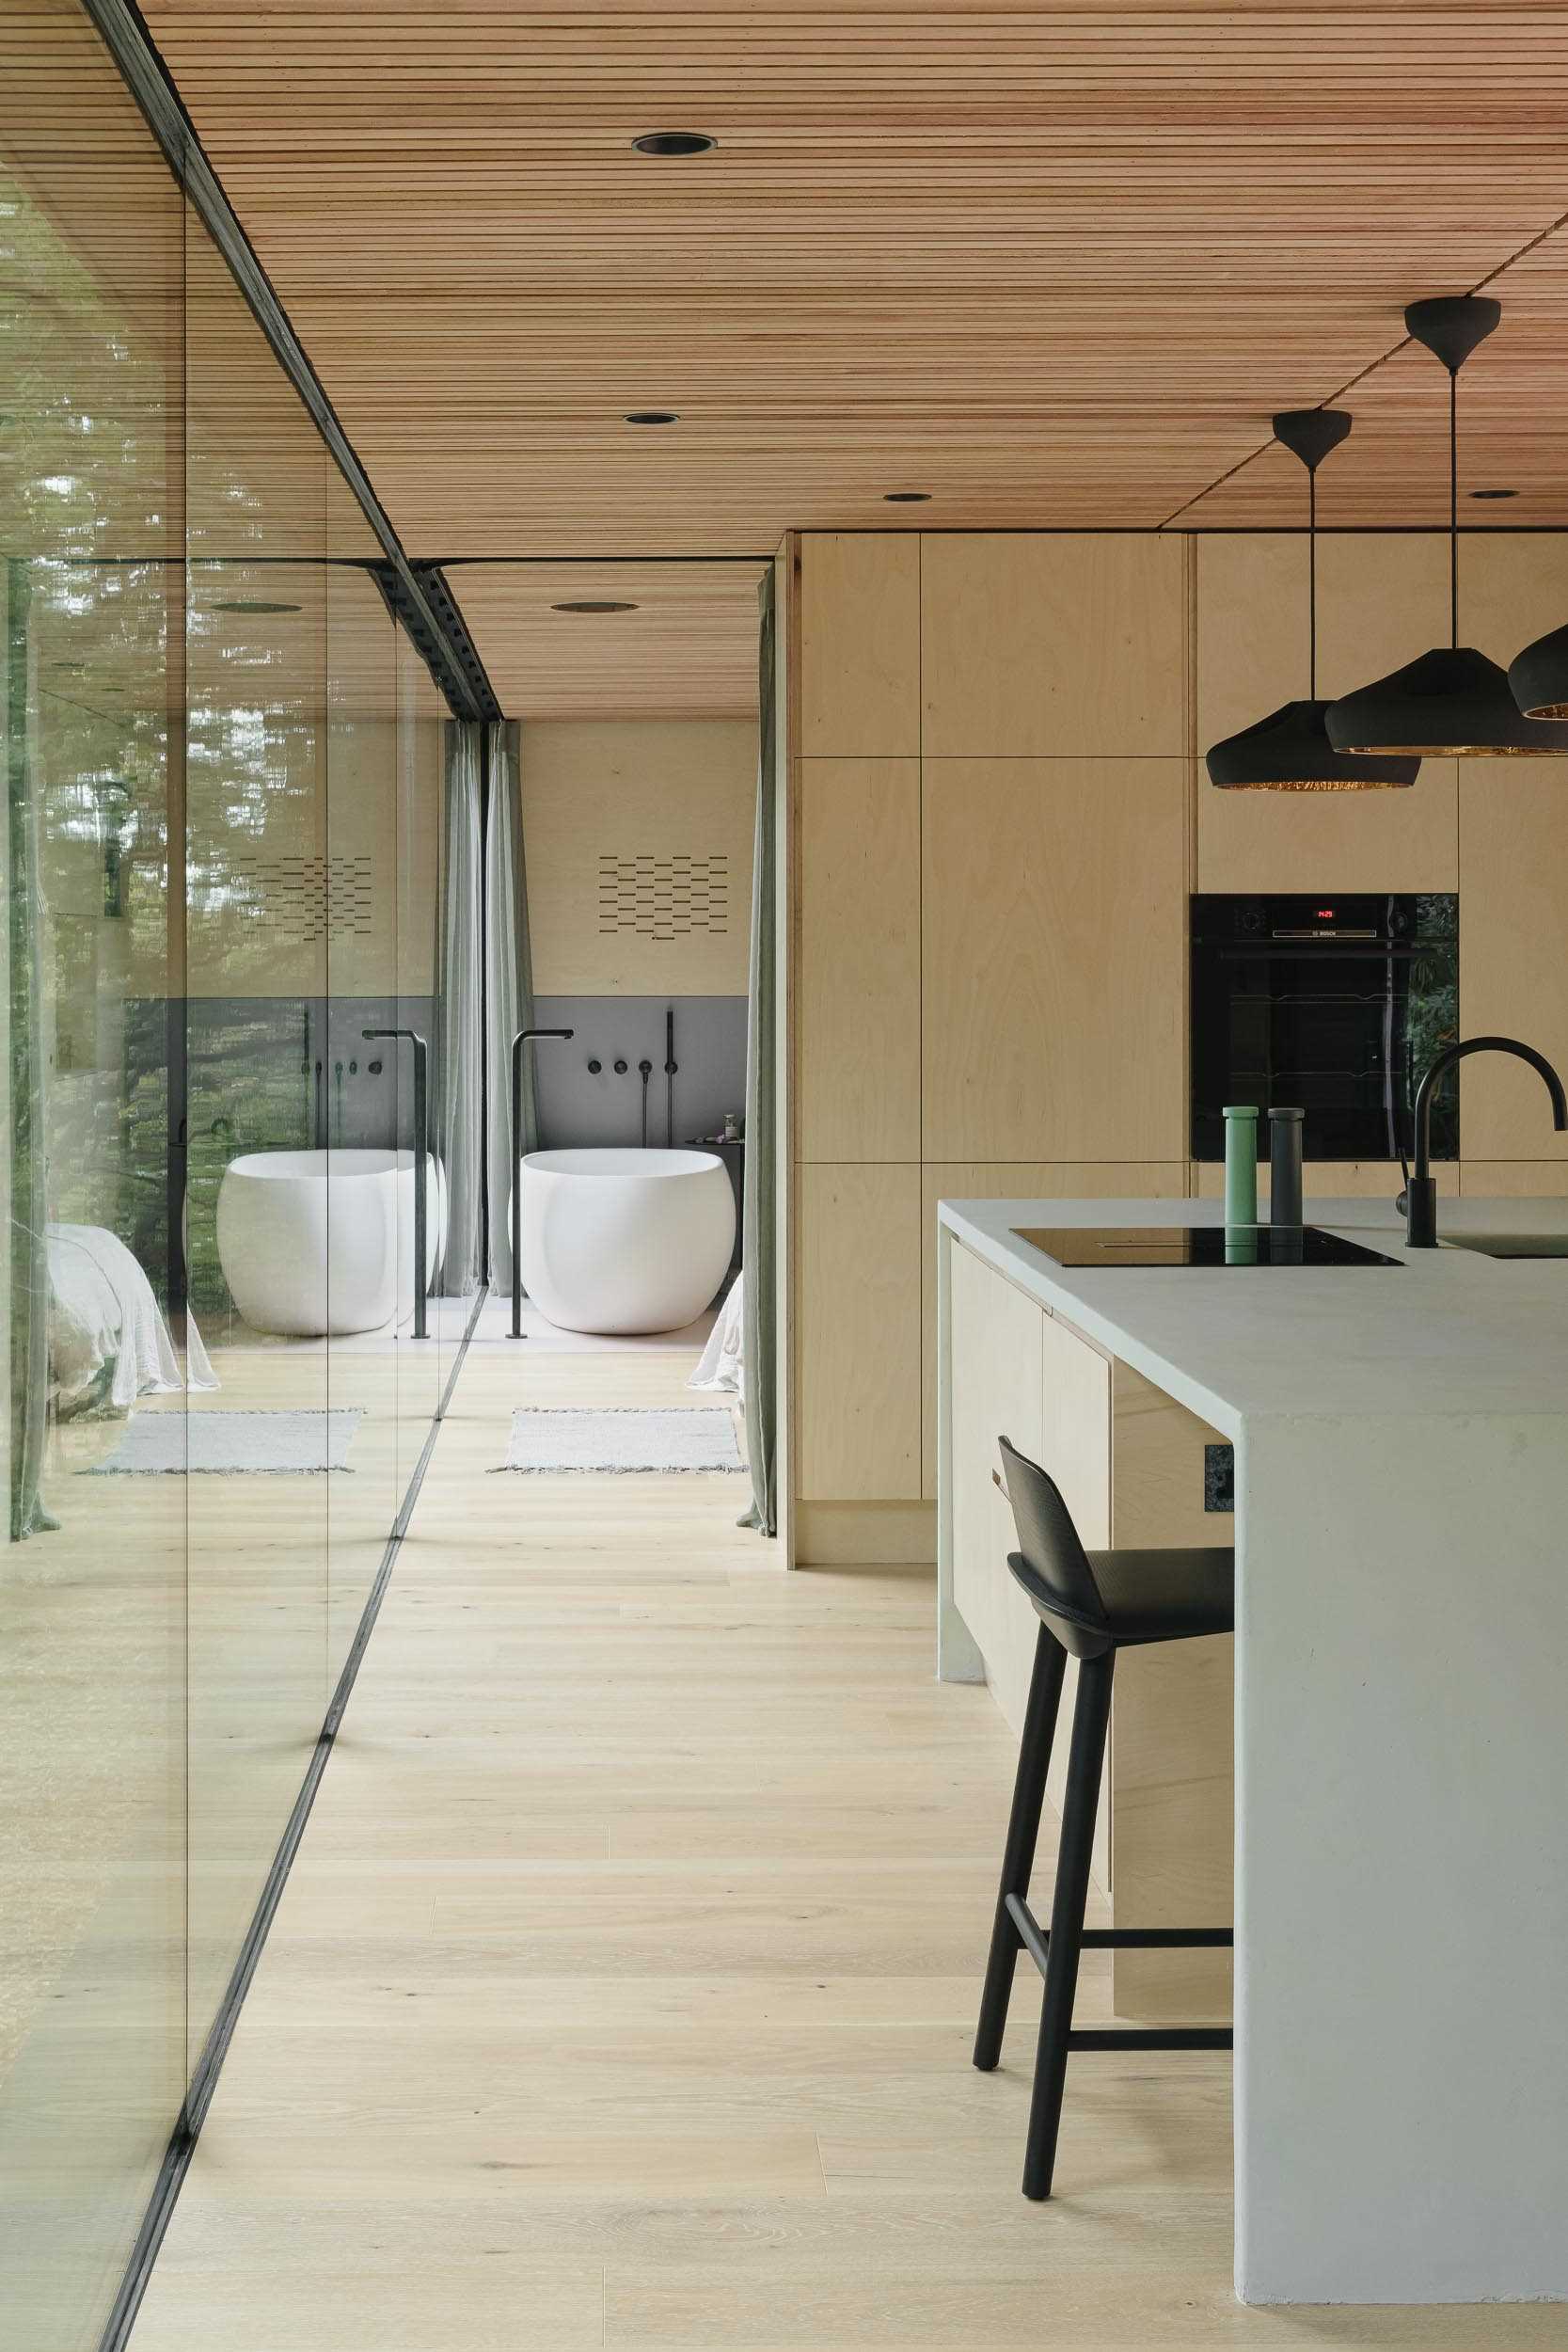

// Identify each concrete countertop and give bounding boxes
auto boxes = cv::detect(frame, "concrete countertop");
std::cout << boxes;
[938,1192,1568,1440]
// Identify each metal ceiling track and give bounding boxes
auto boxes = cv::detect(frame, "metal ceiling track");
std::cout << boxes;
[79,0,502,723]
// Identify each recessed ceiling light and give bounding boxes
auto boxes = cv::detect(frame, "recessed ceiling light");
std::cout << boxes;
[632,132,716,158]
[883,491,931,503]
[1470,487,1518,501]
[551,599,639,614]
[624,410,679,426]
[211,597,303,614]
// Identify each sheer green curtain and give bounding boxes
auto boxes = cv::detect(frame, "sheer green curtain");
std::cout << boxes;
[436,719,484,1292]
[436,717,537,1293]
[741,568,778,1535]
[5,559,54,1539]
[484,719,536,1289]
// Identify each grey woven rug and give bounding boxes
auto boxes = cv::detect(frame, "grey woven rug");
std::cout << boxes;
[499,1407,744,1474]
[87,1408,361,1476]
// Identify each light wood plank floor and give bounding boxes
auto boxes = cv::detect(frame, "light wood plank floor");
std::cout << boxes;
[130,1341,1564,2350]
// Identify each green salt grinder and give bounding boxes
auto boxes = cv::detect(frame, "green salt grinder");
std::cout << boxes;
[1223,1104,1259,1228]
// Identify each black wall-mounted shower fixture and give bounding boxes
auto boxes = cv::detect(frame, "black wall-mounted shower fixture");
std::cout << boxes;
[362,1027,429,1339]
[509,1027,575,1339]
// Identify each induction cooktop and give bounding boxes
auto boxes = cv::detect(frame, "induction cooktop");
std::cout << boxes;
[1010,1225,1402,1269]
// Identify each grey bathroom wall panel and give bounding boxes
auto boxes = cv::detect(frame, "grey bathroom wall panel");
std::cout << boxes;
[532,995,749,1154]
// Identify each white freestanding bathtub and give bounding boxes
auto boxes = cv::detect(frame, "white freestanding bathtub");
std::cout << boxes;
[216,1148,446,1337]
[517,1148,736,1335]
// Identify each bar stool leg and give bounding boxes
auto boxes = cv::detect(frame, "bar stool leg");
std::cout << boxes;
[1022,1649,1114,2201]
[974,1626,1066,2072]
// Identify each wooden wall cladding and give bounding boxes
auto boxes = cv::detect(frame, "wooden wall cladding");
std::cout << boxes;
[1459,758,1568,1165]
[921,535,1188,757]
[799,535,920,757]
[522,718,756,994]
[796,1163,923,1502]
[797,758,921,1163]
[1196,533,1459,896]
[922,756,1188,1161]
[1462,1163,1568,1197]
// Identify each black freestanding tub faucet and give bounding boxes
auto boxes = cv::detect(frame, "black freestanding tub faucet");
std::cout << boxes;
[1406,1035,1567,1247]
[363,1027,429,1337]
[511,1027,575,1337]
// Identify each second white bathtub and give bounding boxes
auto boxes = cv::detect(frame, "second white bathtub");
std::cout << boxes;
[216,1148,446,1337]
[516,1148,736,1334]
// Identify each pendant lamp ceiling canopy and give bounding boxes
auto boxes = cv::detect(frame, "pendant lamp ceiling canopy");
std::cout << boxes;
[1206,406,1420,791]
[1327,295,1568,758]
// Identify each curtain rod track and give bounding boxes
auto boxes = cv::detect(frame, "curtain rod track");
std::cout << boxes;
[78,0,501,723]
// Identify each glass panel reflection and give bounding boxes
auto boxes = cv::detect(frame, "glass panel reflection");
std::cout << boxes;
[182,220,331,2070]
[0,8,187,2340]
[1,17,453,2344]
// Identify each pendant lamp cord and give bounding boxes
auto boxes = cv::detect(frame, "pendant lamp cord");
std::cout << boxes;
[1457,364,1466,654]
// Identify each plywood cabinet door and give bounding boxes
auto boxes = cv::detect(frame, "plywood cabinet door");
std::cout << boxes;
[797,1164,923,1500]
[921,535,1187,756]
[922,758,1187,1161]
[797,759,921,1161]
[799,535,920,757]
[1108,1360,1233,2021]
[949,1242,1050,1740]
[948,1232,1116,1899]
[1459,757,1568,1164]
[920,1163,1187,1496]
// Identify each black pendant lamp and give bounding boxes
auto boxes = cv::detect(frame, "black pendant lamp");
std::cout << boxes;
[1328,296,1568,756]
[1207,408,1419,790]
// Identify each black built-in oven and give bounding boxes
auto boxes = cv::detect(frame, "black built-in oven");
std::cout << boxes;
[1191,894,1459,1163]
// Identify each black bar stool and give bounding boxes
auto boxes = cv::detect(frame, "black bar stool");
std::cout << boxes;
[974,1435,1234,2201]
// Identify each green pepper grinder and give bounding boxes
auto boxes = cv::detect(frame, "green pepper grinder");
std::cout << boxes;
[1223,1104,1259,1229]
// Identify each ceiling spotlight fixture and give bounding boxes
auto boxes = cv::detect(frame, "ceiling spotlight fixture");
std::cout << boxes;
[632,131,716,158]
[883,491,931,503]
[550,599,639,614]
[211,597,303,615]
[1327,296,1568,756]
[624,410,679,426]
[1206,408,1419,791]
[1470,486,1518,501]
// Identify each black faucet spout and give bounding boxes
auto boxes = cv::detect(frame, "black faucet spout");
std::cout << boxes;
[1407,1035,1568,1248]
[509,1027,575,1338]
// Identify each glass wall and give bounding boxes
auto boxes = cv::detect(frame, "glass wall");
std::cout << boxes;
[1,7,453,2344]
[0,10,187,2340]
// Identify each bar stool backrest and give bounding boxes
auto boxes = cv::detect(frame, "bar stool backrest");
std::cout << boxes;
[997,1435,1113,1661]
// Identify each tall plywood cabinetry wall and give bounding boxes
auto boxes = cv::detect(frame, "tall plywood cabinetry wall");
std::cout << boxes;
[790,534,1192,1562]
[787,527,1568,1562]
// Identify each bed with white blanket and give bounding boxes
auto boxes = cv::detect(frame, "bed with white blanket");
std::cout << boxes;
[47,1223,217,1416]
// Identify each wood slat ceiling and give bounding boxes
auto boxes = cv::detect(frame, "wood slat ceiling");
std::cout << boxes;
[136,4,1568,555]
[449,561,765,717]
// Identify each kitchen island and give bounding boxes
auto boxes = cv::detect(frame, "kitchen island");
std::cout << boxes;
[936,1193,1568,2307]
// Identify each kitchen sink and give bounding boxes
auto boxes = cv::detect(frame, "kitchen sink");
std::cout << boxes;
[1438,1232,1568,1259]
